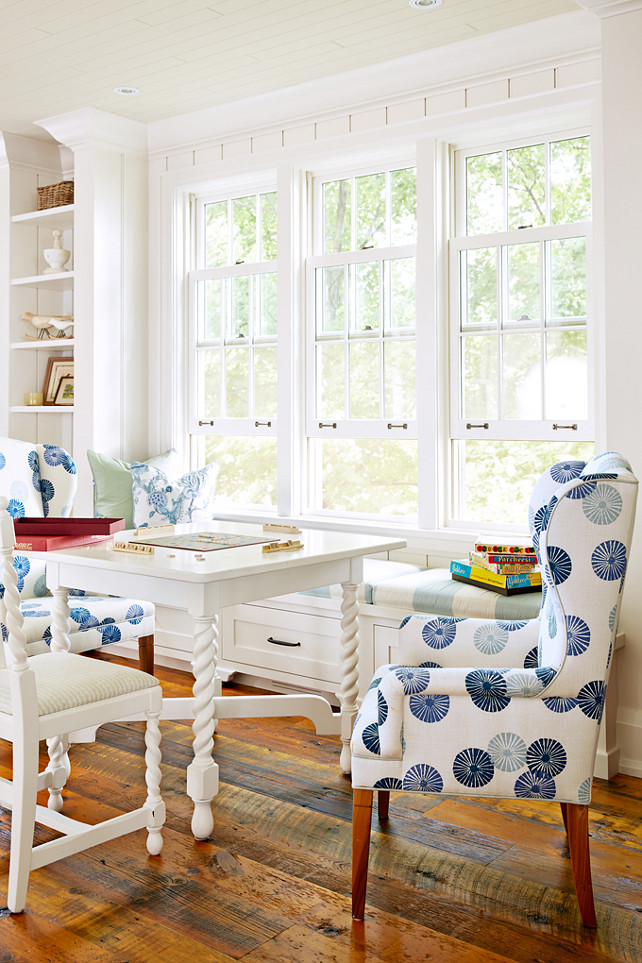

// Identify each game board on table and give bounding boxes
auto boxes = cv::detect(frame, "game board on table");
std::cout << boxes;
[133,532,272,552]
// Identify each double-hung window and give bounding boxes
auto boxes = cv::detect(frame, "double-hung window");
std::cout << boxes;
[449,132,595,526]
[190,188,278,509]
[306,164,418,520]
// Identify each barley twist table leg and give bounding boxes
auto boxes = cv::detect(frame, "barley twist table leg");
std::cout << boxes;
[187,613,219,840]
[144,710,165,855]
[47,587,72,807]
[339,580,359,774]
[51,587,72,653]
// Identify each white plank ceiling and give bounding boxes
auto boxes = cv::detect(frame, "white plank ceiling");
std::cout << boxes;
[2,0,580,138]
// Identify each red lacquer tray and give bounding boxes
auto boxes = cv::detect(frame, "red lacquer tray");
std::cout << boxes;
[14,517,125,536]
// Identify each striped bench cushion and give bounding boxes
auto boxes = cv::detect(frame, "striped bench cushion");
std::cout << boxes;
[370,567,542,620]
[301,559,541,621]
[301,560,426,603]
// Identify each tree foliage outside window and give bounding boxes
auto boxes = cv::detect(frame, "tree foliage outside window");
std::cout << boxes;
[193,190,278,509]
[453,134,593,526]
[309,165,418,518]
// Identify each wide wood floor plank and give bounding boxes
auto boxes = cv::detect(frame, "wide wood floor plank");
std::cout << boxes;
[0,659,639,963]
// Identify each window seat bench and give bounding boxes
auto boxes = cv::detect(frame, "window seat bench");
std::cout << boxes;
[299,557,542,621]
[216,556,543,703]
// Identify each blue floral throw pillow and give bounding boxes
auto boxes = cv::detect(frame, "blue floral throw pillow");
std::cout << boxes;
[131,462,219,527]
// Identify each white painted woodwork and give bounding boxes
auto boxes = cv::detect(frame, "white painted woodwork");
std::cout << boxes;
[1,111,150,512]
[598,4,642,778]
[1,134,74,446]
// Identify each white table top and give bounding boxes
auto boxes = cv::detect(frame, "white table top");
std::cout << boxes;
[28,520,406,586]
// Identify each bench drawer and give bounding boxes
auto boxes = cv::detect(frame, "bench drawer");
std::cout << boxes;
[222,604,342,686]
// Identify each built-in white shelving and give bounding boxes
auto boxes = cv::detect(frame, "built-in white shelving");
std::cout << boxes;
[10,406,75,414]
[11,204,74,230]
[2,112,149,512]
[11,271,74,289]
[4,160,75,449]
[11,339,75,351]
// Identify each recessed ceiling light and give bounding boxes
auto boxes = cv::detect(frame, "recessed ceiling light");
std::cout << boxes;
[114,86,140,96]
[409,0,442,8]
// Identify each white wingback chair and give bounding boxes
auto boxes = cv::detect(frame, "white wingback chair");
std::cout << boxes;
[351,452,638,928]
[0,438,154,672]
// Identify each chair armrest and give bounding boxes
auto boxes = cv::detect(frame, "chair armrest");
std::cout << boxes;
[361,661,558,759]
[398,613,541,670]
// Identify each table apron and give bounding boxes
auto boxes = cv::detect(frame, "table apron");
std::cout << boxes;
[43,556,364,616]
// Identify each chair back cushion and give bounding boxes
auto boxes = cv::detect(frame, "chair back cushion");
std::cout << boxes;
[534,452,637,697]
[0,438,77,519]
[0,439,77,605]
[0,438,45,518]
[35,444,77,517]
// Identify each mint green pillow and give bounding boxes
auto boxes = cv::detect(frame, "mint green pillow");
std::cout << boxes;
[87,449,181,529]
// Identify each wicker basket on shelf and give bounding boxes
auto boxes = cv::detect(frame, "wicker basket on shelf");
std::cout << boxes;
[37,181,74,210]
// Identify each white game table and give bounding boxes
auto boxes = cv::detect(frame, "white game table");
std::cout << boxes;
[33,521,405,840]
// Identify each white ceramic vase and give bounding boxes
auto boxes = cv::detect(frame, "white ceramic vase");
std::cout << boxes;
[42,230,70,274]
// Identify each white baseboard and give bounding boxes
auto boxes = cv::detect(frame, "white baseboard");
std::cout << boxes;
[617,707,642,778]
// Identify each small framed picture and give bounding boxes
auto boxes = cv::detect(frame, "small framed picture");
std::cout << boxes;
[43,358,74,405]
[54,375,74,405]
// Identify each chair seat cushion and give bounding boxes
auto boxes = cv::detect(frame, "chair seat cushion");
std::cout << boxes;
[1,596,155,656]
[0,652,158,716]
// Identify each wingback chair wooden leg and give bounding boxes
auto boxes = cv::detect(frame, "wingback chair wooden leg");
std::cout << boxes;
[352,789,374,921]
[138,635,155,675]
[560,800,569,837]
[377,789,390,820]
[562,802,597,927]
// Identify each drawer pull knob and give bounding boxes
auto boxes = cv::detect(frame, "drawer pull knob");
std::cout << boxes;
[267,636,301,648]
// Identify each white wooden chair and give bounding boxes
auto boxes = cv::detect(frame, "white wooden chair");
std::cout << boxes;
[0,496,165,914]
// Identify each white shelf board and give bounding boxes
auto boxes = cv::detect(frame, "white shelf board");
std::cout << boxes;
[11,271,74,290]
[10,406,74,414]
[12,205,74,230]
[11,339,75,351]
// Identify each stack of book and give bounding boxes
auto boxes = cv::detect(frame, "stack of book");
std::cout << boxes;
[450,542,541,596]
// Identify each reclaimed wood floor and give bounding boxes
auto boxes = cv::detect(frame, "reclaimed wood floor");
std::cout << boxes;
[0,656,640,962]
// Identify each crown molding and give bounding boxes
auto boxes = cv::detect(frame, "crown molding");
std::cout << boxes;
[35,108,147,155]
[0,131,66,172]
[148,10,599,155]
[575,1,642,17]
